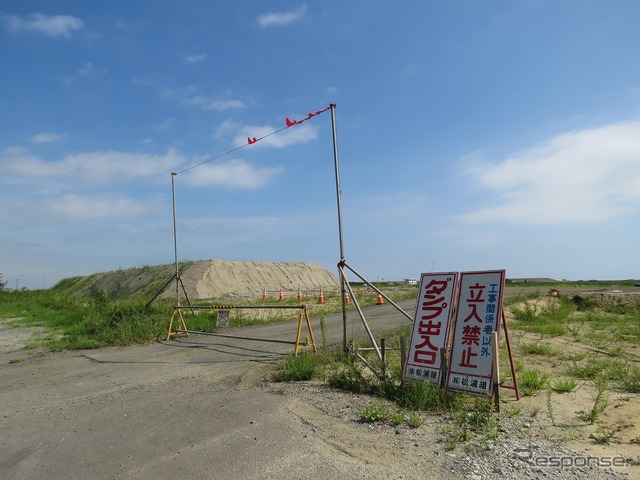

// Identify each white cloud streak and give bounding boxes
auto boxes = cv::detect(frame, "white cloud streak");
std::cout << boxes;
[168,86,245,111]
[2,12,84,38]
[31,133,62,144]
[46,194,155,221]
[1,147,183,185]
[60,62,107,86]
[185,53,206,64]
[180,159,282,188]
[458,122,640,225]
[233,123,319,148]
[257,5,307,27]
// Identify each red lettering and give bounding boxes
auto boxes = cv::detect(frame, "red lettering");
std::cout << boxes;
[413,320,441,365]
[459,346,478,368]
[461,325,481,345]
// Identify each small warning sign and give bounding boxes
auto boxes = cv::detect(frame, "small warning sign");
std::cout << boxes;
[216,309,230,327]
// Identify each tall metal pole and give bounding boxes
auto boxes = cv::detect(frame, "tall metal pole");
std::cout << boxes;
[330,104,348,351]
[171,172,180,306]
[330,104,346,262]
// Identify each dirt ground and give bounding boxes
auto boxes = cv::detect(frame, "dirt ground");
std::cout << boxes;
[1,292,638,479]
[501,291,640,478]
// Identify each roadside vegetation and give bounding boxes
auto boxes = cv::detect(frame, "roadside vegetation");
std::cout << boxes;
[0,280,417,351]
[272,282,640,458]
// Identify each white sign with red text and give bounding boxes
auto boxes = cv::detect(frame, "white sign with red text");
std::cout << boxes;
[446,270,505,395]
[403,272,459,384]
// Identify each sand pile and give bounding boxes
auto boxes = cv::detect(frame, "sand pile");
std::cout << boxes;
[162,260,340,301]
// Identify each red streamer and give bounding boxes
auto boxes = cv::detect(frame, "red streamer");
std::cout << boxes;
[285,106,331,128]
[247,105,331,145]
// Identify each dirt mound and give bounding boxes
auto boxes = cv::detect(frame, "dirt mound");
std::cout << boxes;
[54,260,340,302]
[168,260,341,301]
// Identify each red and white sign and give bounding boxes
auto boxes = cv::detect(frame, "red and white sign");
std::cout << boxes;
[404,272,458,384]
[446,270,505,395]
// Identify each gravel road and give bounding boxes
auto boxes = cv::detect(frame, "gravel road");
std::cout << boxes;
[0,298,634,479]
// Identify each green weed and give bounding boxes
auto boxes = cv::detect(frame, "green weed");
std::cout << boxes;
[566,357,605,380]
[546,388,556,426]
[551,378,579,393]
[272,351,323,382]
[520,341,559,357]
[407,411,424,428]
[621,367,640,393]
[577,376,609,424]
[359,403,389,423]
[505,404,521,417]
[591,429,615,445]
[519,368,550,396]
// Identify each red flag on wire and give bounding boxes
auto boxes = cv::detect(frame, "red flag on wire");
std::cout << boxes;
[248,105,330,145]
[285,105,330,128]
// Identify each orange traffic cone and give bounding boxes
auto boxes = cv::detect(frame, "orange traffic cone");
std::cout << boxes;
[318,288,325,304]
[262,289,268,300]
[297,287,303,302]
[376,293,384,305]
[345,291,351,305]
[279,289,285,301]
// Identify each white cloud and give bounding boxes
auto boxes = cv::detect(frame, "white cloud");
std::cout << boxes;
[458,122,640,225]
[162,86,246,111]
[0,147,183,185]
[31,132,62,144]
[234,123,319,148]
[60,62,107,86]
[180,159,282,189]
[157,117,176,130]
[214,119,241,140]
[46,194,154,221]
[2,12,84,38]
[0,192,158,223]
[185,96,245,111]
[185,53,206,64]
[257,5,307,27]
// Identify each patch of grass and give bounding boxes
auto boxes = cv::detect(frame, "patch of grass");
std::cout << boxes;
[359,403,405,426]
[466,396,493,430]
[551,378,579,393]
[407,411,424,428]
[327,355,371,394]
[390,410,405,426]
[519,368,550,396]
[566,356,605,380]
[620,367,640,393]
[520,341,559,357]
[604,359,630,382]
[505,404,521,417]
[577,376,609,424]
[359,403,389,423]
[562,428,583,441]
[509,297,575,337]
[393,379,463,413]
[0,289,172,350]
[591,429,615,445]
[272,351,324,382]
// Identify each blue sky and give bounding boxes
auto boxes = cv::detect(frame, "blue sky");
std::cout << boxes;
[2,1,640,289]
